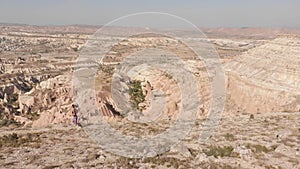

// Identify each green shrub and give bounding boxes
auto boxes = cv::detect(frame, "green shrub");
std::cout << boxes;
[203,146,234,158]
[129,80,145,111]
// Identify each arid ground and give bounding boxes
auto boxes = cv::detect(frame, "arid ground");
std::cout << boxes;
[0,25,299,169]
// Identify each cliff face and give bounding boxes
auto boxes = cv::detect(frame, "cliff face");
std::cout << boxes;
[225,37,300,113]
[1,26,300,128]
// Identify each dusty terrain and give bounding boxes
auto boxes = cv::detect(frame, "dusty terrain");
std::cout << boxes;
[0,24,299,168]
[1,111,299,169]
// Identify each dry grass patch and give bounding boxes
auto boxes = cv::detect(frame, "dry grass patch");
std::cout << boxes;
[203,146,234,158]
[223,133,236,141]
[0,132,41,147]
[246,143,275,153]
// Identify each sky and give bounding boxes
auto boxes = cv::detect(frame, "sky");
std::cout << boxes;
[0,0,299,28]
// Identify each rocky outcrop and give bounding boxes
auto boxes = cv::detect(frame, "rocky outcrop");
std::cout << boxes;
[18,95,34,114]
[225,37,300,113]
[32,106,71,128]
[0,84,19,99]
[12,75,73,127]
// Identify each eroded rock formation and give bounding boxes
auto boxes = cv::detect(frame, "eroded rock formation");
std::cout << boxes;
[225,37,300,113]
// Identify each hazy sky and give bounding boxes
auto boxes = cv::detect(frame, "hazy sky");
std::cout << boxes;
[0,0,299,28]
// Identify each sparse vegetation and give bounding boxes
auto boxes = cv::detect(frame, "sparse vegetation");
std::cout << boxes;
[142,156,187,168]
[100,65,115,76]
[0,24,300,169]
[0,133,40,147]
[246,143,273,153]
[203,146,234,158]
[42,165,61,169]
[223,133,236,141]
[0,118,21,128]
[197,161,237,169]
[129,80,146,111]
